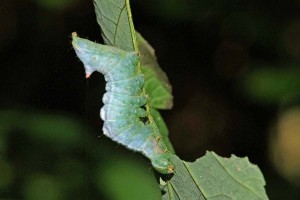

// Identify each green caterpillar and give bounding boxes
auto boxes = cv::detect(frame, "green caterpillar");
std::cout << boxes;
[72,32,174,174]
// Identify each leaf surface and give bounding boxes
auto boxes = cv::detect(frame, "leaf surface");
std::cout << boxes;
[94,0,135,51]
[150,108,174,153]
[137,32,173,109]
[162,152,268,200]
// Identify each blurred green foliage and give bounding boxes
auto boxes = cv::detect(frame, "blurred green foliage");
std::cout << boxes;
[0,160,14,191]
[0,111,160,199]
[96,159,160,200]
[241,67,300,104]
[23,174,65,200]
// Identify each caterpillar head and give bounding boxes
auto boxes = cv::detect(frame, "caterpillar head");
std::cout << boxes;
[151,154,175,174]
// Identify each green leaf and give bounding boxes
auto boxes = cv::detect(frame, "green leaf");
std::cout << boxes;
[150,108,175,154]
[94,0,136,51]
[137,32,173,109]
[162,152,268,200]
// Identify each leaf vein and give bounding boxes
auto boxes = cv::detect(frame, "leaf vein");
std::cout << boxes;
[113,4,126,45]
[100,12,118,25]
[106,0,123,9]
[182,161,207,199]
[94,2,115,45]
[101,32,113,45]
[169,181,181,199]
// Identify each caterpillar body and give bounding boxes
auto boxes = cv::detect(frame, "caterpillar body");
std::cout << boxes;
[72,32,174,174]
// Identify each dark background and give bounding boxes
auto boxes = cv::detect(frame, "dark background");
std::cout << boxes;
[0,0,300,199]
